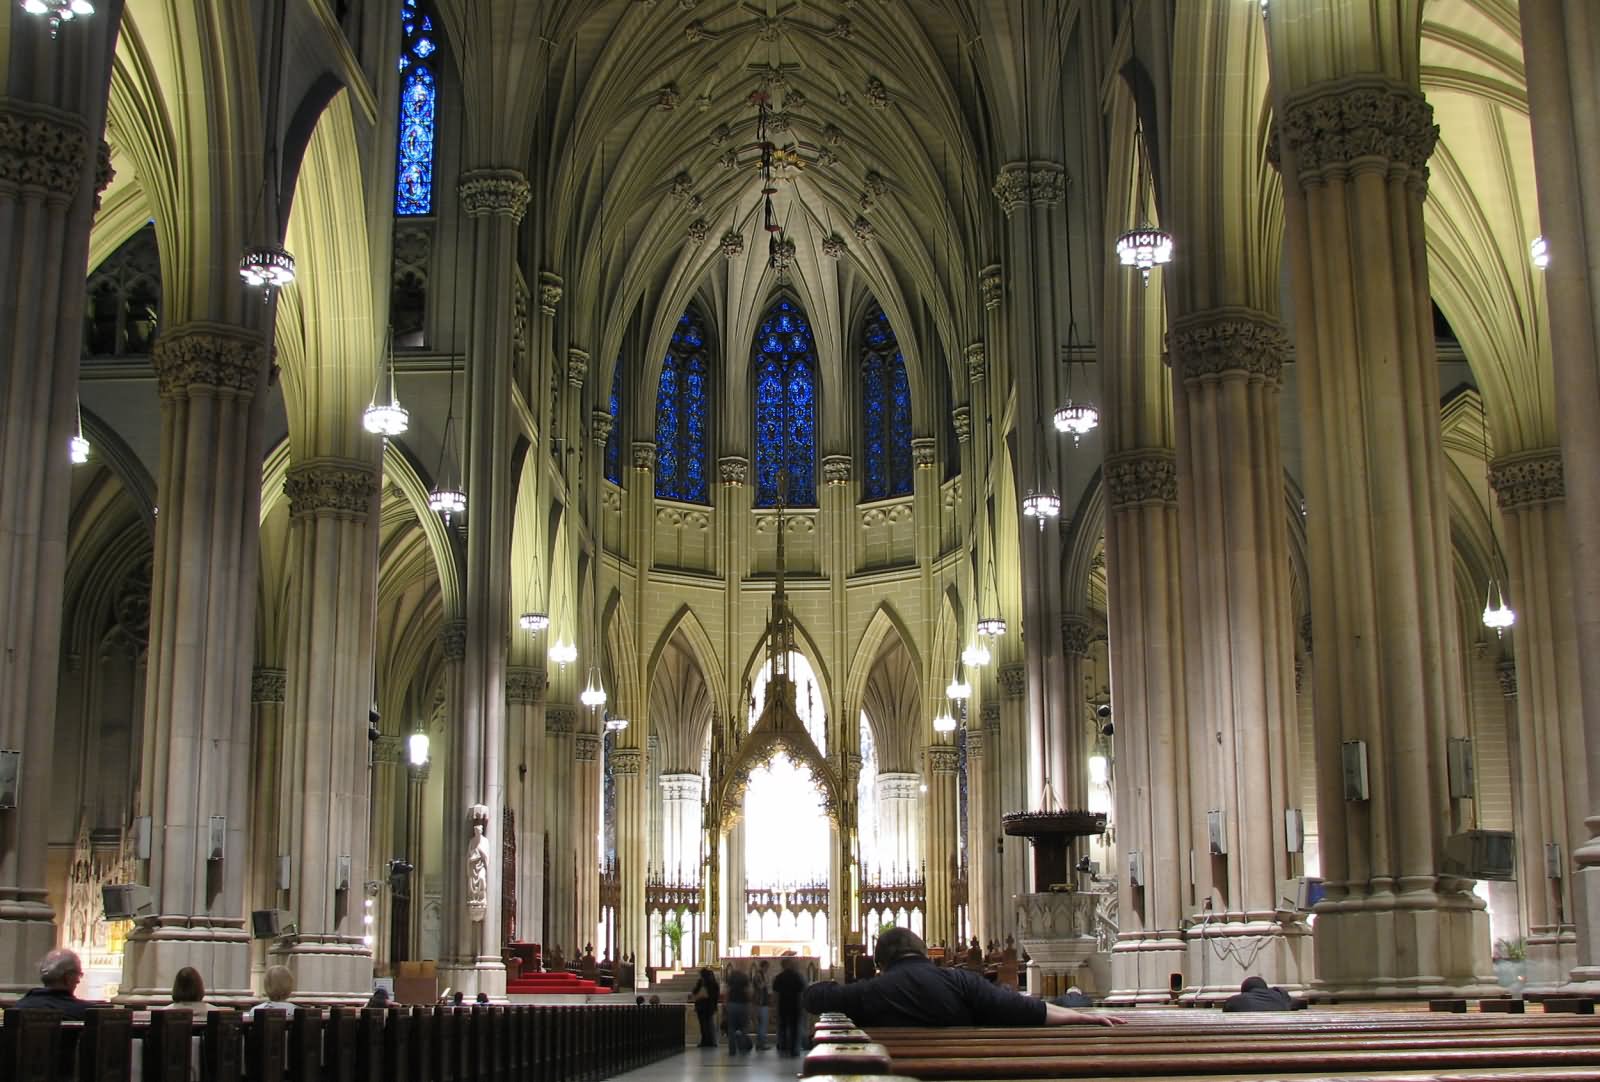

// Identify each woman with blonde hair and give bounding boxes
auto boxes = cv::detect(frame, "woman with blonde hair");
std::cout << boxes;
[248,965,298,1017]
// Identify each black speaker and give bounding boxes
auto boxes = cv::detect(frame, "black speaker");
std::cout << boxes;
[251,909,297,940]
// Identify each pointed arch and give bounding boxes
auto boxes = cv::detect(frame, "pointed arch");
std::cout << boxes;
[603,586,642,733]
[648,632,716,775]
[645,604,727,709]
[752,296,819,508]
[655,304,712,503]
[844,602,923,723]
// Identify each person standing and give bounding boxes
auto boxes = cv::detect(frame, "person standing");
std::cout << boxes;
[751,959,772,1051]
[772,956,807,1056]
[723,962,753,1055]
[689,967,720,1047]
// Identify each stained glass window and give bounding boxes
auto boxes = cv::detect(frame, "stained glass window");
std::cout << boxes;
[395,0,439,216]
[753,298,818,507]
[655,307,711,503]
[605,358,623,484]
[860,303,913,500]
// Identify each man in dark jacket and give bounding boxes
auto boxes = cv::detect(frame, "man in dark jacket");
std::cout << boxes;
[1222,976,1303,1012]
[772,956,807,1055]
[803,928,1123,1027]
[724,962,753,1054]
[13,949,103,1020]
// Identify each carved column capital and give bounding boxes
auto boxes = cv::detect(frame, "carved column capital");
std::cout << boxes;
[440,619,467,661]
[1169,308,1288,386]
[951,406,971,442]
[822,455,851,485]
[1490,449,1564,512]
[633,442,657,471]
[0,99,90,203]
[978,268,1002,311]
[980,701,1001,730]
[507,666,546,705]
[284,458,377,520]
[998,664,1026,699]
[992,161,1067,215]
[1280,77,1438,186]
[373,735,406,764]
[538,271,564,316]
[150,323,268,400]
[1060,614,1093,658]
[93,139,113,210]
[545,706,576,735]
[964,728,985,758]
[612,748,643,776]
[251,667,287,704]
[575,733,600,762]
[965,341,988,383]
[927,746,960,774]
[719,456,749,485]
[911,438,937,467]
[1496,658,1517,699]
[1105,449,1178,510]
[591,409,614,445]
[459,168,532,221]
[567,348,590,388]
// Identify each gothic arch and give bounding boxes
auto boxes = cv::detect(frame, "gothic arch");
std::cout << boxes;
[645,604,726,717]
[602,587,642,731]
[844,603,922,730]
[648,631,716,776]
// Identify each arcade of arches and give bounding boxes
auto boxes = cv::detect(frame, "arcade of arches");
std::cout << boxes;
[4,0,1600,1009]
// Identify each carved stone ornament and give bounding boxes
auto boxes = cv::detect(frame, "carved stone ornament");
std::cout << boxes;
[251,667,287,705]
[506,667,545,705]
[965,342,988,383]
[821,233,847,259]
[1060,615,1093,658]
[575,733,600,763]
[911,438,937,467]
[965,729,985,757]
[545,706,577,735]
[719,457,749,485]
[686,20,711,43]
[928,746,960,774]
[567,347,590,388]
[1105,449,1178,510]
[979,266,1003,311]
[657,84,681,111]
[1169,308,1289,386]
[770,236,797,271]
[150,322,268,400]
[951,406,971,441]
[591,409,614,445]
[719,231,746,259]
[687,218,709,244]
[823,124,844,147]
[851,216,875,243]
[1279,78,1438,183]
[670,172,695,202]
[998,663,1026,699]
[992,161,1067,216]
[538,271,563,316]
[612,748,643,776]
[980,701,1001,729]
[93,139,114,210]
[459,169,532,222]
[633,441,657,471]
[829,16,852,39]
[822,455,851,486]
[1490,450,1564,512]
[1496,658,1517,699]
[0,99,90,201]
[373,735,405,764]
[864,76,891,109]
[284,458,377,520]
[440,619,468,661]
[467,804,492,923]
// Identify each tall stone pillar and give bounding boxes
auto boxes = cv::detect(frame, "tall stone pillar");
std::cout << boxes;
[964,725,990,940]
[659,774,703,883]
[438,169,530,1000]
[270,459,380,1000]
[996,664,1029,905]
[573,731,601,952]
[506,666,546,945]
[1490,452,1585,989]
[1273,72,1490,996]
[873,773,922,877]
[248,668,287,986]
[1517,0,1600,994]
[542,705,577,954]
[612,747,645,974]
[0,8,125,996]
[119,324,270,1004]
[925,745,959,949]
[1058,616,1094,815]
[1104,449,1191,1004]
[1168,313,1309,998]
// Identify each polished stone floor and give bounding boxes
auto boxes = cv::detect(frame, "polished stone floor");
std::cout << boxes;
[610,1044,803,1082]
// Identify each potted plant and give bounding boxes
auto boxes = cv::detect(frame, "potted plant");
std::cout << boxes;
[662,914,684,967]
[1492,937,1527,996]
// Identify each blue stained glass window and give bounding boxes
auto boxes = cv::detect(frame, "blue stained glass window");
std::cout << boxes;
[605,358,623,484]
[395,0,438,216]
[860,303,913,500]
[754,298,818,508]
[655,307,711,503]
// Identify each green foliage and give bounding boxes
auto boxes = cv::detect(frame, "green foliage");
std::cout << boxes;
[1493,937,1526,961]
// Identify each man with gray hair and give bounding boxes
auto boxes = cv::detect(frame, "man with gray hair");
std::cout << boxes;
[13,948,103,1019]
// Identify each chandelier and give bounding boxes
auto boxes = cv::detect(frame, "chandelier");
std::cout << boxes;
[428,383,465,518]
[1478,411,1515,636]
[20,0,93,37]
[518,612,550,633]
[1530,235,1549,270]
[932,710,957,735]
[363,327,410,435]
[580,666,608,708]
[1482,580,1515,633]
[604,715,629,733]
[945,672,972,701]
[238,243,296,297]
[976,616,1007,638]
[1022,489,1061,526]
[1053,400,1100,441]
[69,401,90,464]
[549,639,577,668]
[1115,226,1174,282]
[752,91,794,271]
[961,641,991,668]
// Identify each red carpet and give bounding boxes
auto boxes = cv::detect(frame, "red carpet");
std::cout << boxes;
[504,971,610,995]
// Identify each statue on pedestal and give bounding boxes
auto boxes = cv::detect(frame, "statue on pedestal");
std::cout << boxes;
[468,804,491,924]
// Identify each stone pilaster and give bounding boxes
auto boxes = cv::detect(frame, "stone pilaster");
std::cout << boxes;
[872,773,923,876]
[270,458,381,1001]
[506,666,546,945]
[120,323,270,1005]
[542,705,577,952]
[573,730,601,954]
[1490,451,1585,990]
[248,668,287,986]
[924,746,960,949]
[1273,72,1491,997]
[1169,310,1309,999]
[612,747,645,973]
[659,774,703,884]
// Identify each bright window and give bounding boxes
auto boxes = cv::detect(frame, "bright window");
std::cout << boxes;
[753,299,818,508]
[656,308,710,502]
[395,0,439,215]
[860,304,913,499]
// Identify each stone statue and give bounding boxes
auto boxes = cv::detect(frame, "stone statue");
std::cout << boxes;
[467,804,491,923]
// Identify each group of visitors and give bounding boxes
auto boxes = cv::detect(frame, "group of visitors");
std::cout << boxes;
[689,954,808,1055]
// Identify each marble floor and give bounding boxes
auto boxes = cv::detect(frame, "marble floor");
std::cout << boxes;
[611,1044,804,1082]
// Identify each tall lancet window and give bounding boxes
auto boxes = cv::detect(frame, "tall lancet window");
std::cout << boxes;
[605,358,623,484]
[395,0,439,215]
[655,308,711,503]
[753,298,818,508]
[860,303,913,500]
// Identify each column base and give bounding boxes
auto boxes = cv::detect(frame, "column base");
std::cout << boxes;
[1105,930,1187,1004]
[0,898,59,1000]
[437,958,507,1002]
[1565,859,1600,993]
[270,933,374,1003]
[1523,925,1577,996]
[117,919,254,1006]
[1311,882,1496,1000]
[1180,914,1311,1003]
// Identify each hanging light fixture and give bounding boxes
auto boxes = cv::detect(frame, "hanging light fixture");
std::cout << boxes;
[604,715,629,733]
[946,668,972,701]
[20,0,94,38]
[69,401,90,465]
[518,612,550,633]
[549,639,577,667]
[1021,489,1061,525]
[363,327,410,435]
[427,410,466,518]
[1482,580,1515,633]
[961,640,991,668]
[932,710,957,735]
[976,616,1007,638]
[1053,180,1097,444]
[580,666,608,708]
[1479,406,1515,636]
[239,243,296,297]
[1114,17,1173,287]
[1530,235,1550,270]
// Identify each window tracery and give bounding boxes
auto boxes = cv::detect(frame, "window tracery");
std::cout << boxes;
[860,303,912,500]
[606,358,623,484]
[753,298,818,508]
[656,308,711,503]
[395,0,439,216]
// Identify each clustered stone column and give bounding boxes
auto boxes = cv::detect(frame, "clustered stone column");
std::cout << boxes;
[964,724,990,938]
[247,667,287,986]
[1169,311,1308,997]
[659,774,703,884]
[1489,451,1586,989]
[270,458,381,1001]
[506,666,546,945]
[924,745,960,949]
[121,323,271,1004]
[573,731,601,952]
[1058,615,1094,816]
[612,746,645,976]
[872,773,922,876]
[542,705,577,952]
[1274,73,1490,996]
